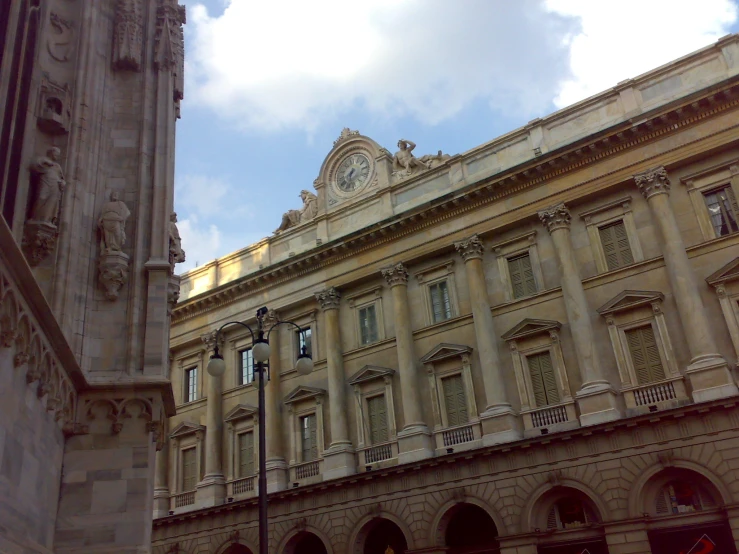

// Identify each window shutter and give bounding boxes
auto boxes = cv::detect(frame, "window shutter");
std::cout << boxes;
[509,254,537,299]
[182,448,197,491]
[655,490,669,514]
[367,395,389,444]
[359,305,378,345]
[442,374,468,426]
[301,415,318,462]
[430,281,452,322]
[238,432,254,477]
[527,352,559,407]
[626,326,665,384]
[546,506,558,529]
[309,416,318,460]
[599,220,633,271]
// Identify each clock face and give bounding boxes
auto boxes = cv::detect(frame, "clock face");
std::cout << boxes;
[336,153,371,192]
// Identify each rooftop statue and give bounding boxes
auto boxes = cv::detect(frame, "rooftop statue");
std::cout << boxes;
[274,190,318,233]
[392,139,451,178]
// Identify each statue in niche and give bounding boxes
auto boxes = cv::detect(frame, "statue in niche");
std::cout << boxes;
[274,190,318,233]
[98,191,131,254]
[392,139,452,178]
[169,212,186,267]
[29,147,66,224]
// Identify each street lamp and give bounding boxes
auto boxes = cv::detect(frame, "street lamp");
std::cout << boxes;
[206,307,314,554]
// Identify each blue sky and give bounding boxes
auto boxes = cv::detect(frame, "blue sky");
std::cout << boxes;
[174,0,739,272]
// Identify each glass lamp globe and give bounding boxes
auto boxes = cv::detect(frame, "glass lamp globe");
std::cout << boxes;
[253,341,271,363]
[295,355,314,376]
[207,355,226,377]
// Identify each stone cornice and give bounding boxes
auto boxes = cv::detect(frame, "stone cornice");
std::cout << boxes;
[172,81,739,323]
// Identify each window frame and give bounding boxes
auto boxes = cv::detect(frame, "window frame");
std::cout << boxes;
[491,230,545,302]
[284,386,326,468]
[578,196,644,274]
[238,347,255,386]
[680,161,739,241]
[184,366,198,403]
[169,422,205,495]
[287,310,319,372]
[296,326,313,359]
[347,286,385,348]
[702,184,739,238]
[237,431,255,478]
[414,260,460,327]
[224,404,258,483]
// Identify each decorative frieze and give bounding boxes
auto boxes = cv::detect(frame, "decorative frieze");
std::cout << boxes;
[538,203,571,233]
[315,287,341,311]
[112,0,144,71]
[634,166,670,199]
[454,234,485,262]
[381,263,409,287]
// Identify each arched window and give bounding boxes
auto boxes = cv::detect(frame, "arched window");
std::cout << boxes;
[546,497,600,529]
[655,480,717,515]
[444,503,499,553]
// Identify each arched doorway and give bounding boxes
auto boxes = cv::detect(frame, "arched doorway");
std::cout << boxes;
[292,531,328,554]
[222,545,253,554]
[362,518,408,554]
[444,503,499,554]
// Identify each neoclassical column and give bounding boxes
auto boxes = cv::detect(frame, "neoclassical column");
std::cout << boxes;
[539,204,621,425]
[196,331,226,507]
[382,263,434,463]
[454,235,521,445]
[315,287,355,478]
[264,309,288,492]
[635,167,737,401]
[153,435,170,518]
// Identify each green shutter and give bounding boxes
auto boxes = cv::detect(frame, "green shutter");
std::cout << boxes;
[367,395,389,444]
[182,448,197,491]
[301,415,318,461]
[238,432,254,477]
[626,326,665,384]
[599,221,634,271]
[527,351,559,407]
[359,305,378,345]
[508,254,537,299]
[442,374,468,426]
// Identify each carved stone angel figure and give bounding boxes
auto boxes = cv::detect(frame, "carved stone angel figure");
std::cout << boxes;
[169,212,186,267]
[29,147,66,223]
[98,191,131,254]
[274,190,318,233]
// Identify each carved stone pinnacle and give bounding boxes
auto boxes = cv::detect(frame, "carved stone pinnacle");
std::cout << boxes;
[381,262,409,287]
[634,166,670,199]
[538,203,572,234]
[315,287,341,311]
[454,234,485,262]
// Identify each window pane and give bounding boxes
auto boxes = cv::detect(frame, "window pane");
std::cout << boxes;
[704,185,739,237]
[359,304,378,345]
[300,414,318,461]
[430,281,452,323]
[185,367,197,402]
[298,327,312,357]
[240,349,254,385]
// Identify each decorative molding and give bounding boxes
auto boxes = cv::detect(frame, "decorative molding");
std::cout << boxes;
[22,221,58,266]
[634,166,670,199]
[538,203,571,233]
[454,234,485,262]
[98,251,130,301]
[154,0,186,114]
[47,12,75,62]
[113,0,144,71]
[381,263,409,287]
[315,287,341,311]
[333,127,360,147]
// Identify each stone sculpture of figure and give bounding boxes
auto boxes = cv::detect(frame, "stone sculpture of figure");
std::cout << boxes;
[98,191,131,254]
[392,139,430,175]
[419,150,452,169]
[274,190,318,233]
[169,212,186,266]
[29,147,66,223]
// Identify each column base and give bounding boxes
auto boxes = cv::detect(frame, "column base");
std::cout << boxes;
[397,425,434,464]
[153,487,170,519]
[480,407,522,446]
[322,443,356,480]
[195,474,226,508]
[265,458,289,493]
[576,383,622,426]
[685,354,739,402]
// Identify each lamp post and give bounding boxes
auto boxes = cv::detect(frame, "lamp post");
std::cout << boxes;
[207,307,314,554]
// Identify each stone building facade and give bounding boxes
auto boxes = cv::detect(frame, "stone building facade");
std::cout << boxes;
[0,1,185,553]
[156,35,739,554]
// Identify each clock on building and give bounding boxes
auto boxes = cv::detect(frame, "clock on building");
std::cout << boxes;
[335,152,372,193]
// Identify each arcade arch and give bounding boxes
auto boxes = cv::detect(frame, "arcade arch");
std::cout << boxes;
[438,502,499,554]
[282,531,329,554]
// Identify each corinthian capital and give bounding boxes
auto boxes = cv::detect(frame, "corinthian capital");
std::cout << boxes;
[315,287,341,311]
[201,331,219,353]
[454,234,485,262]
[538,203,571,234]
[634,166,670,199]
[381,263,409,287]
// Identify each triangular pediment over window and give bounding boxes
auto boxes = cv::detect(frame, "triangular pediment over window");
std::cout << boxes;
[597,290,664,315]
[348,365,395,385]
[170,421,205,439]
[224,404,258,422]
[706,257,739,286]
[284,385,325,405]
[420,343,473,364]
[501,318,561,341]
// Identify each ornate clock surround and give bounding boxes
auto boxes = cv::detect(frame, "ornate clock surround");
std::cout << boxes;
[328,143,377,199]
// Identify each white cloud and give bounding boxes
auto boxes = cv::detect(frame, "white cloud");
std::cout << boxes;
[546,0,737,108]
[185,0,576,131]
[176,215,221,272]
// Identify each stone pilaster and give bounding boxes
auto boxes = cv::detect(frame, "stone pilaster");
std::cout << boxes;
[635,167,737,401]
[539,203,621,425]
[195,331,225,507]
[264,310,288,492]
[153,434,170,519]
[315,288,355,479]
[454,235,521,445]
[381,263,433,463]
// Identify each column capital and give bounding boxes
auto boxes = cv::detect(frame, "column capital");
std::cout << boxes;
[381,262,409,287]
[538,203,571,233]
[634,166,670,199]
[454,234,484,262]
[315,287,341,311]
[201,331,219,353]
[263,308,280,327]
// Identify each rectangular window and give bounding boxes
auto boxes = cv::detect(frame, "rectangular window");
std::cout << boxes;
[238,431,254,477]
[184,367,198,403]
[300,414,318,461]
[358,304,379,345]
[598,220,634,271]
[507,253,538,299]
[429,280,452,323]
[441,374,468,427]
[625,325,666,385]
[527,351,560,407]
[703,185,739,237]
[367,395,389,444]
[297,327,312,358]
[239,348,254,385]
[182,447,197,491]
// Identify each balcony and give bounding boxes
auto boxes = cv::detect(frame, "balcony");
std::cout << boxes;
[173,491,195,508]
[623,377,688,414]
[227,476,255,498]
[522,401,579,437]
[358,441,398,470]
[433,421,481,453]
[290,459,323,485]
